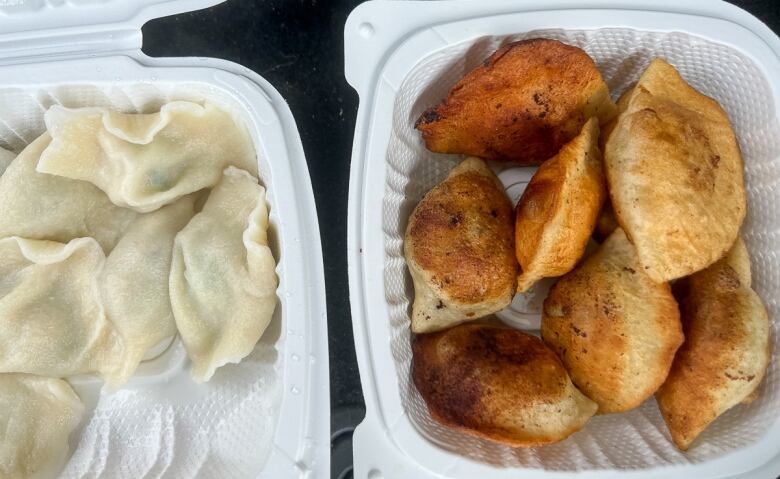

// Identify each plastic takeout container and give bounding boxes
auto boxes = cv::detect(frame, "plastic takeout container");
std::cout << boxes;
[0,1,329,477]
[345,1,780,478]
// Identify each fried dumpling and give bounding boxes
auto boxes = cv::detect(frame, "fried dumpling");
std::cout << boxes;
[0,134,137,253]
[415,38,616,164]
[100,195,197,384]
[405,158,516,333]
[170,167,277,383]
[541,228,683,413]
[0,237,123,383]
[412,323,597,447]
[0,374,83,479]
[515,118,605,292]
[38,102,257,213]
[0,146,14,175]
[604,58,746,282]
[656,238,770,451]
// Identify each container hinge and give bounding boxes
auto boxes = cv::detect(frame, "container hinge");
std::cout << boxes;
[0,28,141,66]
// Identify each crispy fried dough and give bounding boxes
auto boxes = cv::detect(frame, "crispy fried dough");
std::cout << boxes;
[604,59,746,282]
[515,118,606,291]
[416,38,616,164]
[412,323,597,447]
[405,158,516,333]
[541,228,683,413]
[656,238,770,451]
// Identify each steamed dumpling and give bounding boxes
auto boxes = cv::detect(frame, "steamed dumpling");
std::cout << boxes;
[0,135,137,253]
[38,102,258,213]
[656,238,770,451]
[0,146,14,175]
[170,167,277,382]
[0,374,83,479]
[0,237,123,383]
[100,195,197,383]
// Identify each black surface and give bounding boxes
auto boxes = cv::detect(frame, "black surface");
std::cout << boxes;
[142,1,780,478]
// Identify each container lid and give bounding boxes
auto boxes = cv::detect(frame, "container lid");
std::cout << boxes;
[0,0,223,37]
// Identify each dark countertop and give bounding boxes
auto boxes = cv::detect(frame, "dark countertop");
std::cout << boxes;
[142,1,780,477]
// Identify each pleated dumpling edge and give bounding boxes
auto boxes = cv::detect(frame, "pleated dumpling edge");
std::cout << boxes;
[38,101,258,213]
[170,166,277,383]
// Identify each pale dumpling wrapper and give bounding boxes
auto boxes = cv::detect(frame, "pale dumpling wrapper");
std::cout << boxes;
[656,238,770,451]
[0,374,83,479]
[100,194,197,384]
[604,58,746,282]
[39,102,258,213]
[0,237,124,383]
[170,166,277,383]
[0,146,14,175]
[0,134,137,253]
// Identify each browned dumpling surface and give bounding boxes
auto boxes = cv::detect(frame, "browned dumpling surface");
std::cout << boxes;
[541,228,683,413]
[415,38,616,165]
[604,58,746,282]
[405,158,516,333]
[515,117,605,292]
[656,238,770,451]
[412,323,597,447]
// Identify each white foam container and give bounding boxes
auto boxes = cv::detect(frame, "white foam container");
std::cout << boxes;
[0,1,329,477]
[345,1,780,478]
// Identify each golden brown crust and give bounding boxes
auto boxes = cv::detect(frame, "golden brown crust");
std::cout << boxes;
[515,118,606,291]
[541,228,683,413]
[412,323,597,447]
[604,59,746,282]
[405,158,517,333]
[656,238,770,451]
[415,38,616,164]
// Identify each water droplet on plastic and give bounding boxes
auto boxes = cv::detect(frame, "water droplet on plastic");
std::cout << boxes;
[291,353,300,362]
[290,386,300,395]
